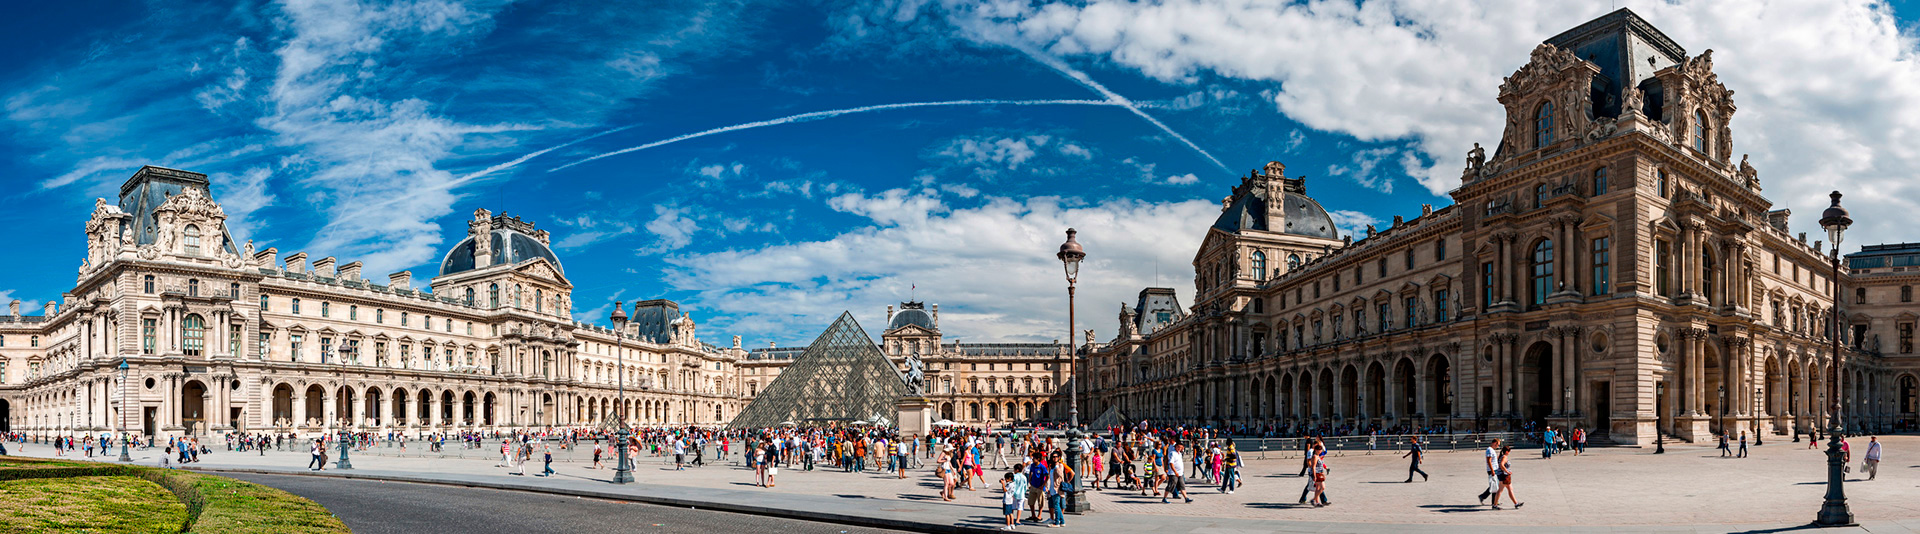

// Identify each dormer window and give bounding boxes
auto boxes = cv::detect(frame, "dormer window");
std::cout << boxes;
[184,224,202,256]
[1535,102,1554,148]
[1693,110,1708,153]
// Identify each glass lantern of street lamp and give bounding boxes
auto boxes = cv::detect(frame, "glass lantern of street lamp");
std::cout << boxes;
[1820,191,1852,247]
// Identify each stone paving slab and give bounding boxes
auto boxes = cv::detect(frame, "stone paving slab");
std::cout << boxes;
[11,436,1920,533]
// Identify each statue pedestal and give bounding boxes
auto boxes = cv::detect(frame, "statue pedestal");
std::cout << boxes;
[896,396,935,439]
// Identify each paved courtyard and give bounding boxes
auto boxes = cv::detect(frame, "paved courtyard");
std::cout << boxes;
[16,435,1920,532]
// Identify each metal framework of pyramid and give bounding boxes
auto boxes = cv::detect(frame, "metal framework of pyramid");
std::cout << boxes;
[730,312,909,429]
[1089,405,1127,429]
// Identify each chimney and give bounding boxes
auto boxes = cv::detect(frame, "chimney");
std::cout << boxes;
[389,271,413,290]
[8,299,18,317]
[45,300,58,316]
[285,252,308,274]
[338,261,362,282]
[887,305,894,323]
[257,247,279,271]
[932,304,939,327]
[313,257,336,278]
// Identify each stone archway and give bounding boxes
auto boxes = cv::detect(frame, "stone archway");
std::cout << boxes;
[0,398,10,434]
[272,384,294,427]
[1522,341,1554,424]
[181,380,208,436]
[304,385,326,427]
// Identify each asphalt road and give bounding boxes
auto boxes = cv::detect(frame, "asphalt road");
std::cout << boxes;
[224,472,911,534]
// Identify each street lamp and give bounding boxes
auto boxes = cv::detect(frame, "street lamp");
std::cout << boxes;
[1718,385,1727,439]
[610,302,634,485]
[1445,391,1455,435]
[1655,382,1666,454]
[118,359,132,462]
[1816,191,1854,527]
[335,345,354,470]
[1794,391,1803,442]
[1056,228,1089,514]
[1754,386,1764,446]
[1504,388,1514,432]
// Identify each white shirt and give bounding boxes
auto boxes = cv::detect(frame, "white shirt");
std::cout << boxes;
[1166,451,1185,476]
[1867,441,1883,461]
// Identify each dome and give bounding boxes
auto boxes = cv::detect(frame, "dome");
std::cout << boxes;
[1210,192,1339,240]
[889,308,935,331]
[439,229,564,277]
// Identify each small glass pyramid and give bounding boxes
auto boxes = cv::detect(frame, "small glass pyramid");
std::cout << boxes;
[730,311,908,428]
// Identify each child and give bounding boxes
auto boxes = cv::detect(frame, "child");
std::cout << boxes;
[1000,472,1020,531]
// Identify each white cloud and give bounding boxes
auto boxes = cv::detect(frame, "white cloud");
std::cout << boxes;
[1325,147,1397,193]
[1164,173,1199,185]
[697,161,747,181]
[938,134,1047,170]
[827,188,949,226]
[1327,209,1380,241]
[640,204,698,254]
[212,167,277,241]
[1284,128,1307,151]
[0,290,41,317]
[660,192,1218,343]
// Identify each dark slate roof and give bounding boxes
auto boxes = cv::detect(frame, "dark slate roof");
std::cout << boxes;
[889,308,935,331]
[438,230,564,277]
[626,299,681,345]
[1544,8,1688,121]
[1211,192,1338,239]
[118,166,238,254]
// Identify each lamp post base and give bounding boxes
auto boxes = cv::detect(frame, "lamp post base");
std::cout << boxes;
[118,442,132,463]
[1063,426,1091,514]
[1816,433,1853,526]
[613,431,633,484]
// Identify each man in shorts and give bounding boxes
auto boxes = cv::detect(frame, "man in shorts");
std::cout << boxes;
[1477,438,1502,504]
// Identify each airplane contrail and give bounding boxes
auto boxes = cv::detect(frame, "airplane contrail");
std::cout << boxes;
[548,99,1124,172]
[335,125,635,217]
[1013,45,1231,173]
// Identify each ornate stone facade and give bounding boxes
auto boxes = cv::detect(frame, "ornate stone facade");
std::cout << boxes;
[1084,9,1914,445]
[0,166,747,438]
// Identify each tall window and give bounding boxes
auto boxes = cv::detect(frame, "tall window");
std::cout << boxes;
[184,224,202,256]
[1287,254,1301,273]
[229,325,241,356]
[142,318,156,354]
[1251,251,1266,280]
[182,314,206,356]
[535,289,544,313]
[1592,167,1608,195]
[1434,289,1450,322]
[376,309,384,324]
[1904,285,1913,303]
[229,282,240,298]
[292,298,301,315]
[1535,101,1554,148]
[1692,110,1708,152]
[1435,239,1447,261]
[350,305,358,321]
[465,288,475,306]
[1405,249,1416,270]
[291,334,303,362]
[258,333,270,360]
[187,279,199,297]
[1655,240,1672,297]
[1405,296,1420,328]
[320,338,332,363]
[488,284,500,309]
[1702,252,1717,304]
[1482,262,1496,307]
[144,275,155,294]
[1530,240,1555,306]
[321,302,330,318]
[1378,302,1391,332]
[1591,237,1611,295]
[1902,322,1915,354]
[1378,258,1388,277]
[401,312,409,326]
[1656,170,1669,198]
[1536,184,1550,208]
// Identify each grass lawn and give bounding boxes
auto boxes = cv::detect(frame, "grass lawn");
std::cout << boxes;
[0,475,188,533]
[177,470,349,533]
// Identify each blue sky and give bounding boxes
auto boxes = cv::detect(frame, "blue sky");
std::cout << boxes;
[5,0,1920,345]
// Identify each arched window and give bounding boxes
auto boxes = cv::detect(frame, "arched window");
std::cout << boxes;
[1535,101,1554,148]
[1592,167,1608,195]
[535,289,544,313]
[183,224,202,256]
[465,288,475,306]
[1251,251,1267,280]
[187,279,199,297]
[513,285,523,308]
[1287,254,1301,273]
[488,284,499,309]
[1692,110,1708,152]
[144,275,155,294]
[183,314,206,356]
[1531,240,1555,306]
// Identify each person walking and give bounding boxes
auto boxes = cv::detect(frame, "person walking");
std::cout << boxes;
[1220,444,1241,494]
[1492,445,1523,510]
[1542,427,1556,459]
[308,441,325,471]
[1046,452,1070,527]
[1163,443,1191,503]
[1403,436,1429,482]
[1737,432,1749,459]
[539,443,556,477]
[1477,438,1502,504]
[1718,432,1732,457]
[1864,436,1882,480]
[999,472,1021,531]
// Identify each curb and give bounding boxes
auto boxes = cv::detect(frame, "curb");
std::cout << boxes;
[185,466,1003,534]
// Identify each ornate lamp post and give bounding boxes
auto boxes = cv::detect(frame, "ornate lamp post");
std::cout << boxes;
[1754,386,1764,446]
[1794,391,1803,442]
[610,302,634,484]
[1504,388,1514,432]
[1056,228,1089,513]
[118,359,132,462]
[1655,382,1666,454]
[1718,385,1727,439]
[1445,391,1455,435]
[335,345,354,470]
[1816,191,1854,527]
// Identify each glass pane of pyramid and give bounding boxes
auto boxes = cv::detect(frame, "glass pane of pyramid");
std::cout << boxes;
[730,311,908,429]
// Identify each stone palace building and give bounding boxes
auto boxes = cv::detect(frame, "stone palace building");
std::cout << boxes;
[1084,9,1920,445]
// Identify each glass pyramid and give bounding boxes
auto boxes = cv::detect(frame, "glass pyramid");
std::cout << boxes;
[730,311,909,429]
